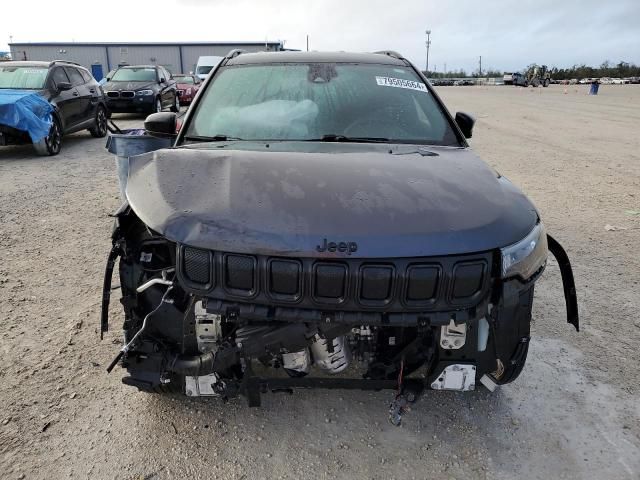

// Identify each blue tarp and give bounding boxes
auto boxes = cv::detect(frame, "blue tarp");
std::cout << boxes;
[0,89,53,142]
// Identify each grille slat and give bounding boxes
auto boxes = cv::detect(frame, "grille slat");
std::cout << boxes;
[224,254,256,295]
[183,247,212,285]
[178,245,491,311]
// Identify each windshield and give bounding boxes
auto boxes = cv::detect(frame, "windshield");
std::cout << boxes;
[186,63,459,145]
[0,66,48,89]
[111,67,157,82]
[175,75,195,84]
[196,66,213,75]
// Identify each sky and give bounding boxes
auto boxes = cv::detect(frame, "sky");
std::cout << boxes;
[2,0,639,73]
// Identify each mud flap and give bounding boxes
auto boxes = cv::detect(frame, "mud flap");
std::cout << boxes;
[547,235,579,332]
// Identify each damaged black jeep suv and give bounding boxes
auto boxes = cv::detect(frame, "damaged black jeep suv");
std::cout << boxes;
[102,50,578,409]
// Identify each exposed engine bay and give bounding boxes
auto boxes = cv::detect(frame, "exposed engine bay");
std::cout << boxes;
[101,207,578,424]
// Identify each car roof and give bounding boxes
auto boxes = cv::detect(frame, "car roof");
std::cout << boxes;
[116,65,158,69]
[226,51,407,67]
[1,61,50,68]
[1,60,90,70]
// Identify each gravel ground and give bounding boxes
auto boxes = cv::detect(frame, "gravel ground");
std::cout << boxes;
[1,85,639,480]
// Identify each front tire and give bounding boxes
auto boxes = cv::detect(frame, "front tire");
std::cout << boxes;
[33,117,62,156]
[88,106,108,138]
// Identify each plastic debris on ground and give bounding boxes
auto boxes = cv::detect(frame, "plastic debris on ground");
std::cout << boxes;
[0,89,53,142]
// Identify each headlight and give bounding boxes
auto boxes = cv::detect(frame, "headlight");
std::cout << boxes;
[501,223,548,280]
[136,90,154,96]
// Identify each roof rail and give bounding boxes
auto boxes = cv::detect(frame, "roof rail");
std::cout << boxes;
[225,49,247,60]
[372,50,405,60]
[49,59,82,67]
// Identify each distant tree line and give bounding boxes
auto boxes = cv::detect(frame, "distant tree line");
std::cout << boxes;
[423,61,640,79]
[549,61,640,80]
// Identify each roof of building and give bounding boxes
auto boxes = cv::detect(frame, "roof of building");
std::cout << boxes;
[9,41,283,47]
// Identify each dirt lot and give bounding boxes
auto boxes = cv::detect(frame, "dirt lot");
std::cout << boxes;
[1,84,639,480]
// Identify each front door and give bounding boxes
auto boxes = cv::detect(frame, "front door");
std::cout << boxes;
[49,67,81,129]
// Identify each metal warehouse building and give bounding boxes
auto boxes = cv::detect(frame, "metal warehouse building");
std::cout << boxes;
[8,41,284,80]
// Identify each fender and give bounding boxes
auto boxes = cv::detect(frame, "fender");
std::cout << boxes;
[547,235,579,332]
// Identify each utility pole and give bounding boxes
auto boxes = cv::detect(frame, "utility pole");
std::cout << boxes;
[479,56,482,77]
[306,35,309,52]
[425,30,431,74]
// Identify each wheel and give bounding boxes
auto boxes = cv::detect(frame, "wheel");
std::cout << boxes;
[88,106,108,138]
[155,97,163,113]
[33,117,62,156]
[524,80,529,87]
[170,93,180,113]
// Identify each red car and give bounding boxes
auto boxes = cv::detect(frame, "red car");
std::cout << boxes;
[173,74,202,105]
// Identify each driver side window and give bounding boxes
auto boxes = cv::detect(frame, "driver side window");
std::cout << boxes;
[51,67,70,89]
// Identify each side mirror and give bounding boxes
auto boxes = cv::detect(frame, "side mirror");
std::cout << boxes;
[159,77,166,84]
[57,82,73,92]
[144,112,177,137]
[455,112,475,139]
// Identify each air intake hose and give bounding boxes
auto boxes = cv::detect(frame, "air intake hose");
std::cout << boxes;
[168,351,216,376]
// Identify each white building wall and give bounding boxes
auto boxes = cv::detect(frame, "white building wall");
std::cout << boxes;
[10,42,282,78]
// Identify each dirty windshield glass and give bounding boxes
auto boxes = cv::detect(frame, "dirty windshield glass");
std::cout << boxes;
[0,66,48,89]
[111,67,157,82]
[187,63,459,145]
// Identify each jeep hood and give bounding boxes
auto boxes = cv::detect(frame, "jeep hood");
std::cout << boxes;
[125,143,537,258]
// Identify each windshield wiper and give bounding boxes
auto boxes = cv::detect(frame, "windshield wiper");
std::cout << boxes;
[311,134,392,143]
[183,134,243,142]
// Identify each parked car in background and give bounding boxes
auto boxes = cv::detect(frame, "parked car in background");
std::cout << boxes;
[512,72,528,87]
[503,73,515,85]
[173,74,202,105]
[0,60,108,156]
[195,56,223,80]
[102,65,179,115]
[611,78,629,85]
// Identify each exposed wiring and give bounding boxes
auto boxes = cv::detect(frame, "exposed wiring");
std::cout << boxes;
[106,284,174,373]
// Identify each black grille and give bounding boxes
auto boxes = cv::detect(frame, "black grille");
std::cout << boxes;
[360,265,394,304]
[177,245,492,312]
[452,262,485,299]
[314,264,347,303]
[183,247,212,285]
[269,259,301,298]
[106,91,119,98]
[120,91,135,98]
[406,265,440,303]
[224,254,256,294]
